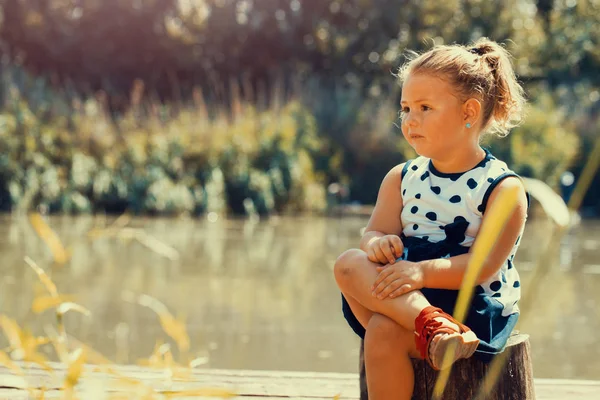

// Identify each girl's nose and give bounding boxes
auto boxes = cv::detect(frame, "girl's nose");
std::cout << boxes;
[404,113,418,127]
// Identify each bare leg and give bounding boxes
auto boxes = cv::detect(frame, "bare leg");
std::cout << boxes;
[334,248,479,374]
[334,248,432,331]
[365,313,422,400]
[335,249,426,400]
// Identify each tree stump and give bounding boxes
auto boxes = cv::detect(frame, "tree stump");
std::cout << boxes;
[359,333,535,400]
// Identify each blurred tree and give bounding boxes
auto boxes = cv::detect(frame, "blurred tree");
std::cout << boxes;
[537,0,600,85]
[0,0,597,209]
[0,0,554,98]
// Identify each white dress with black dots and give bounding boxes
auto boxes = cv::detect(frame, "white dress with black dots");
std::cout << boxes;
[340,149,527,359]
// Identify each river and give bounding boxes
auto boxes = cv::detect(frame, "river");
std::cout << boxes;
[0,214,598,379]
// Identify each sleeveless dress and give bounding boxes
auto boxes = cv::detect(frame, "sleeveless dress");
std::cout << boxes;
[341,149,527,362]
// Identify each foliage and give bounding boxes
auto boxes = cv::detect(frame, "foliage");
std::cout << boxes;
[0,81,329,216]
[485,92,580,186]
[0,0,555,98]
[0,0,598,212]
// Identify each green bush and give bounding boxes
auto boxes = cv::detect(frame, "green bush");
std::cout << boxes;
[0,85,329,216]
[0,63,588,215]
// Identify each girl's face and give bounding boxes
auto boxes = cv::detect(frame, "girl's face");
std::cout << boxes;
[400,73,475,161]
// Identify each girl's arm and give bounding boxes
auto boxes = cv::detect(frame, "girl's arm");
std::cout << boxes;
[419,176,528,289]
[359,163,405,253]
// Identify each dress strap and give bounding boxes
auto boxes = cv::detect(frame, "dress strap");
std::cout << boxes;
[401,159,413,180]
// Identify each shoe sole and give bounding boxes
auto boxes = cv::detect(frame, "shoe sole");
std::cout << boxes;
[430,331,480,370]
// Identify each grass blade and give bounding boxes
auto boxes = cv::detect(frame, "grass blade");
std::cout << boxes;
[432,184,520,399]
[25,257,58,298]
[474,136,600,398]
[28,214,70,265]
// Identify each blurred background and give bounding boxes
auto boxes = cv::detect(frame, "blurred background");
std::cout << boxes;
[0,0,598,381]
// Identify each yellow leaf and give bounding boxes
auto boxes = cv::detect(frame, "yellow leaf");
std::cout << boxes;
[64,348,86,400]
[56,302,92,317]
[433,185,520,399]
[158,314,190,354]
[32,295,76,314]
[0,315,23,349]
[137,340,167,368]
[453,185,520,323]
[0,349,24,376]
[24,257,58,298]
[137,294,190,353]
[28,214,70,265]
[522,177,570,227]
[2,321,53,373]
[567,134,600,212]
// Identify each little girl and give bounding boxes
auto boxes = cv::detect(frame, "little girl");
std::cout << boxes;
[333,38,529,399]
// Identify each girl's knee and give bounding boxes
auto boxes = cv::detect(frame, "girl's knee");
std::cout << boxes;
[365,314,421,359]
[333,248,364,281]
[366,314,404,337]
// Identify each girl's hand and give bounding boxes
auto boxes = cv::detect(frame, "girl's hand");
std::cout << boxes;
[366,235,404,265]
[371,261,424,299]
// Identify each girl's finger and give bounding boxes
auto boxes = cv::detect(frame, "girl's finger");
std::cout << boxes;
[390,236,404,258]
[389,284,412,298]
[379,240,396,264]
[378,279,403,299]
[373,247,389,265]
[367,248,379,264]
[371,267,393,292]
[373,270,396,295]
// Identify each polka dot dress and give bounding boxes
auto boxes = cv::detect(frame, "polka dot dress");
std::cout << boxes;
[340,149,527,360]
[400,149,524,319]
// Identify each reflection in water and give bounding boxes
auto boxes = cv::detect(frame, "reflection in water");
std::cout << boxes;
[0,214,598,379]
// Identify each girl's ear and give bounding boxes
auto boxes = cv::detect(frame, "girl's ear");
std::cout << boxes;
[463,98,482,126]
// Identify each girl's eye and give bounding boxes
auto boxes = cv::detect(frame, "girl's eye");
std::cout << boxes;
[421,105,431,111]
[399,108,409,121]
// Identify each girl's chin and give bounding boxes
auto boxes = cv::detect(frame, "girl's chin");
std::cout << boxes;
[410,142,434,158]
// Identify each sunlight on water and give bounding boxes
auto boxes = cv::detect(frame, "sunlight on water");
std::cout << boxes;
[0,214,598,380]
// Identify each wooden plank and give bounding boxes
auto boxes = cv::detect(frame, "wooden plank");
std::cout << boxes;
[535,379,600,399]
[0,363,358,398]
[0,389,338,400]
[0,364,599,399]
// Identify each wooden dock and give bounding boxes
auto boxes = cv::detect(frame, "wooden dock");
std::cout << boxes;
[1,363,599,399]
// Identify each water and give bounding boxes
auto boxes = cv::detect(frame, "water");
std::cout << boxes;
[0,214,599,379]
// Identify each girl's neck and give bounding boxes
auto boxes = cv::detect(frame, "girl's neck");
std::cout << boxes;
[429,146,486,174]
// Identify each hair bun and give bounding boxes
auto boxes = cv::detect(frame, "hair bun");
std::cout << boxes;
[469,43,496,57]
[468,47,486,56]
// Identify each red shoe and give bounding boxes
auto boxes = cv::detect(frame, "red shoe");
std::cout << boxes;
[414,306,480,370]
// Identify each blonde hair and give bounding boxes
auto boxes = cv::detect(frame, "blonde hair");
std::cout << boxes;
[398,38,526,137]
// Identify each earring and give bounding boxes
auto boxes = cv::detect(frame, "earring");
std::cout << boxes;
[466,123,472,129]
